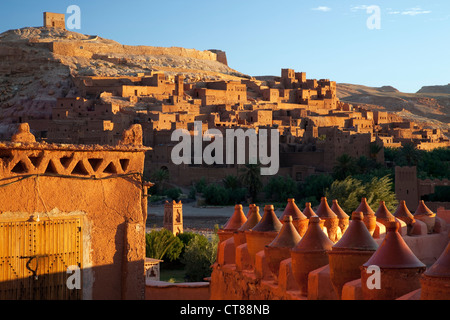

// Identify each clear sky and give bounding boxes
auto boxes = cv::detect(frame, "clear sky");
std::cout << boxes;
[1,0,449,93]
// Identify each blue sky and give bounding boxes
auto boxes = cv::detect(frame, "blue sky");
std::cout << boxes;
[1,0,449,93]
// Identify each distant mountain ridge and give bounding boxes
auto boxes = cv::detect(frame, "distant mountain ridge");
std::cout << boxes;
[417,84,450,94]
[336,83,450,130]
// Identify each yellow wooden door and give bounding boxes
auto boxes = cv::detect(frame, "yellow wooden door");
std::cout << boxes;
[0,218,82,300]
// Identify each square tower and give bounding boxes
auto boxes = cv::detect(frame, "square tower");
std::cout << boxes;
[43,12,66,30]
[281,68,295,80]
[164,200,183,235]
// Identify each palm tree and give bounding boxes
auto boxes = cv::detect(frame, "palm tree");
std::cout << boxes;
[222,175,241,190]
[333,154,357,180]
[401,142,419,166]
[369,142,383,160]
[151,168,170,195]
[239,163,263,202]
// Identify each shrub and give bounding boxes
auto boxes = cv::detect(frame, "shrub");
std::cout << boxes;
[165,187,182,201]
[181,234,218,282]
[145,229,183,262]
[264,175,298,202]
[177,232,198,255]
[298,174,333,203]
[194,177,208,194]
[203,184,230,205]
[325,175,397,213]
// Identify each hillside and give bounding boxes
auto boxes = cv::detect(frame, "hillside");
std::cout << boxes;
[0,27,248,136]
[337,83,450,130]
[417,84,450,94]
[0,26,448,137]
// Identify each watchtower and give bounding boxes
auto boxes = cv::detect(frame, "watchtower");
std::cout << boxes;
[43,12,66,30]
[164,200,183,235]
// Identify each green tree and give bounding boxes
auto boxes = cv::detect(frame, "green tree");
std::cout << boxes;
[325,175,397,214]
[145,229,183,262]
[333,154,358,180]
[194,177,208,194]
[176,232,198,256]
[239,163,263,202]
[203,184,230,205]
[401,142,419,166]
[151,168,170,195]
[356,156,373,174]
[364,175,398,212]
[298,174,333,202]
[181,234,218,281]
[164,187,182,201]
[369,142,383,160]
[222,175,241,190]
[325,177,365,214]
[264,175,298,202]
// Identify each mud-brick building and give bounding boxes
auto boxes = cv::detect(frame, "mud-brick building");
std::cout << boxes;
[0,123,152,300]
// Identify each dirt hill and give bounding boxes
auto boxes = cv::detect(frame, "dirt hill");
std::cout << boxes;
[417,84,450,94]
[337,83,450,130]
[0,27,249,136]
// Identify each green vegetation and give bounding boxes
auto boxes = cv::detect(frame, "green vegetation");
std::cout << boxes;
[264,175,298,202]
[164,187,183,201]
[239,163,263,202]
[181,233,219,281]
[325,175,397,213]
[146,229,218,282]
[186,144,449,210]
[145,229,183,261]
[385,145,450,180]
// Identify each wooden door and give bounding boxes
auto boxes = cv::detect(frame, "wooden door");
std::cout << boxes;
[0,217,82,300]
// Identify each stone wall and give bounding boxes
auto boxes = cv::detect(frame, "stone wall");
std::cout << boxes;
[50,41,219,62]
[0,123,151,299]
[145,280,210,300]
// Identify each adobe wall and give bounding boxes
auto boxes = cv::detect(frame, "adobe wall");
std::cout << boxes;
[43,12,66,30]
[395,166,450,211]
[145,280,210,300]
[50,41,219,62]
[0,124,151,300]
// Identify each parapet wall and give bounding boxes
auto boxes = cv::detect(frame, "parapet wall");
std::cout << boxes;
[0,123,152,300]
[145,280,210,300]
[50,41,219,62]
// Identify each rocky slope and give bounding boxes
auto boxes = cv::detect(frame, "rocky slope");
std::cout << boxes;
[0,27,248,137]
[417,84,450,94]
[337,83,450,130]
[1,26,448,137]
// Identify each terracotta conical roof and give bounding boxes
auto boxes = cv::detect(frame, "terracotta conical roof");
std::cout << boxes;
[246,204,256,218]
[267,216,301,248]
[238,205,262,232]
[355,197,375,216]
[280,198,307,221]
[363,221,426,268]
[291,216,333,253]
[394,200,415,224]
[424,241,450,278]
[331,200,349,219]
[316,197,337,219]
[332,212,378,251]
[302,202,317,218]
[375,201,396,222]
[414,200,435,217]
[222,204,247,230]
[251,205,282,232]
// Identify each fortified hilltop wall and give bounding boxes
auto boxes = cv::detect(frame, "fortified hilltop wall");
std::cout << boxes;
[49,41,221,62]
